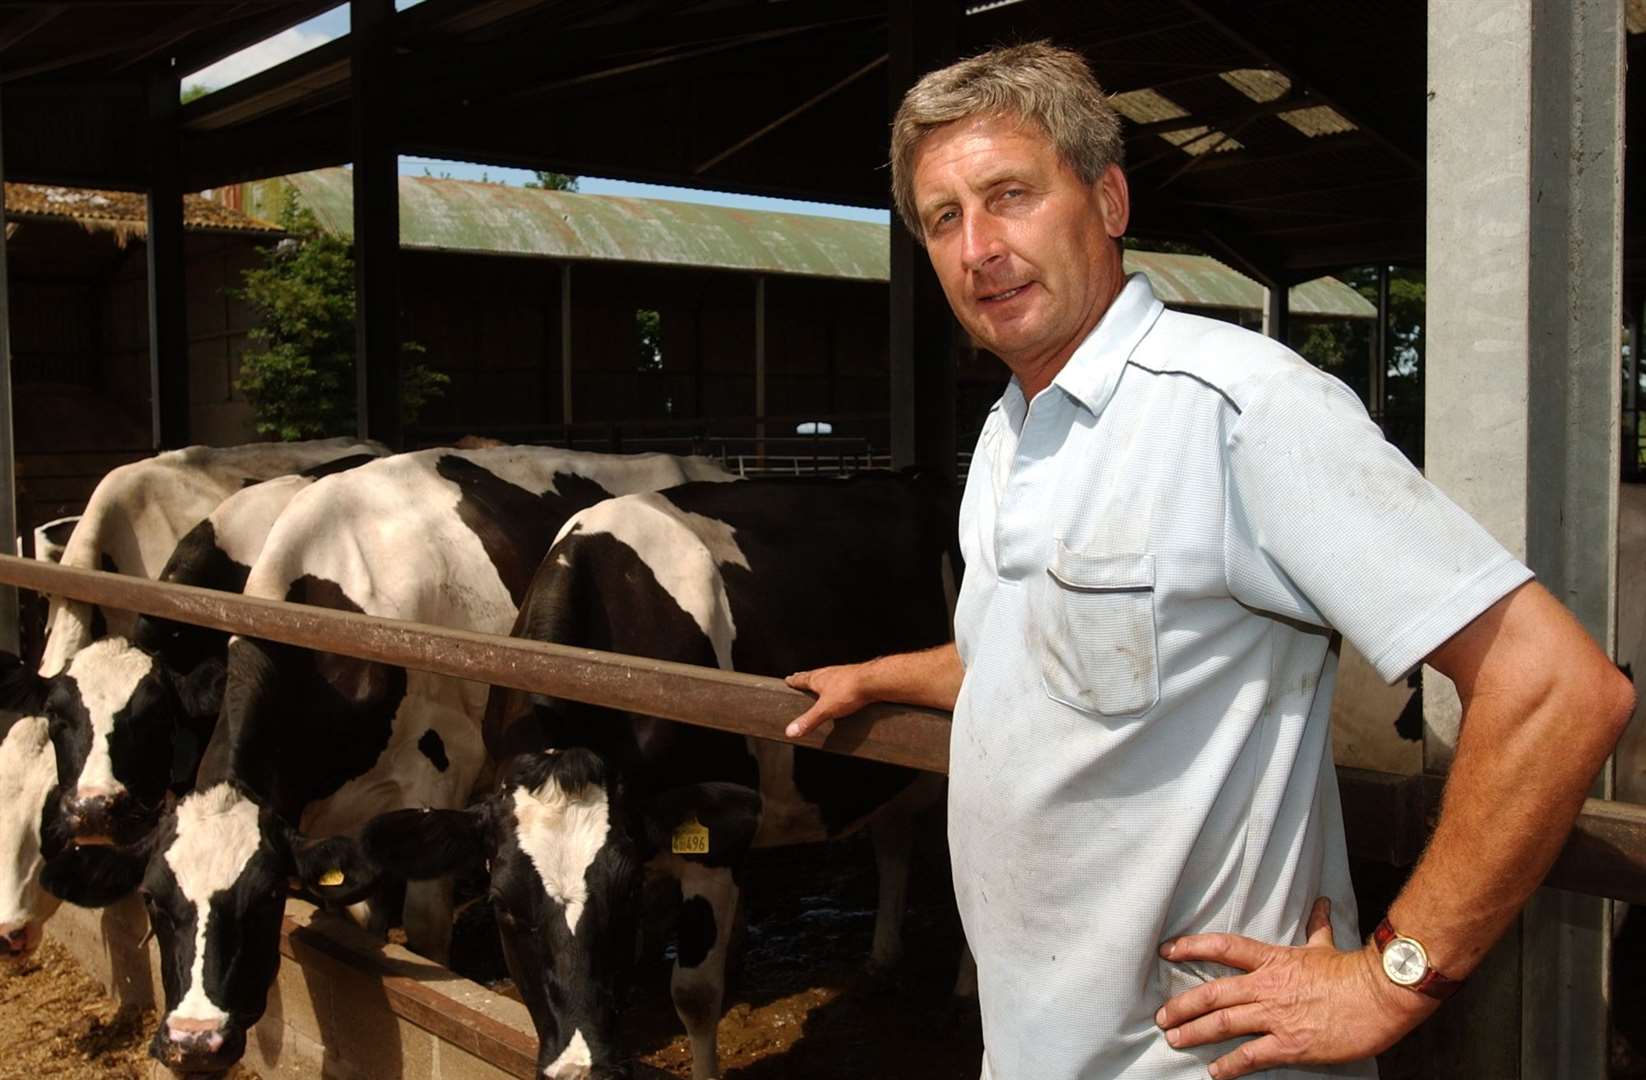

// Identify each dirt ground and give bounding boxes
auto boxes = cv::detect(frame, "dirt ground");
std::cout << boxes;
[0,937,259,1080]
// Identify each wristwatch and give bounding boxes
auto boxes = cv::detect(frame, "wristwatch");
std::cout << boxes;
[1372,918,1463,999]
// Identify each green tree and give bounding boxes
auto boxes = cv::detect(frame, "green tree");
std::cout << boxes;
[525,171,580,192]
[233,196,448,440]
[180,84,211,104]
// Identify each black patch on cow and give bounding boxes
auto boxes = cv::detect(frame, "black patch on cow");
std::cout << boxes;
[675,896,716,968]
[300,453,379,480]
[135,519,245,680]
[0,650,47,714]
[99,553,119,575]
[664,475,952,833]
[211,578,404,814]
[418,729,449,772]
[487,531,758,794]
[1394,669,1423,742]
[433,454,614,606]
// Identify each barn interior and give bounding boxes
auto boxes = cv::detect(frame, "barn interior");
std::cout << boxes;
[0,2,1641,1078]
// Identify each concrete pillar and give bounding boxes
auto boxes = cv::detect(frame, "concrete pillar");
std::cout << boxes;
[888,0,956,476]
[351,0,401,447]
[0,87,18,653]
[146,64,189,450]
[1424,1,1624,1075]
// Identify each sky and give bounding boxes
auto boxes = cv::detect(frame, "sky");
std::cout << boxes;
[181,4,891,224]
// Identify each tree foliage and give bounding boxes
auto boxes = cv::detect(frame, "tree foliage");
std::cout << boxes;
[233,196,447,440]
[525,171,580,191]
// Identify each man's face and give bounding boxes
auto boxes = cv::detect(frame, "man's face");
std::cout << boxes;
[912,113,1129,386]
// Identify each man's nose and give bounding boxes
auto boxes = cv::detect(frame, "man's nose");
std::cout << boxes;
[961,211,1006,271]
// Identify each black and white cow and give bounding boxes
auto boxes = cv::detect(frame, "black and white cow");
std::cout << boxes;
[46,446,735,1074]
[39,437,385,676]
[38,454,382,849]
[364,473,959,1080]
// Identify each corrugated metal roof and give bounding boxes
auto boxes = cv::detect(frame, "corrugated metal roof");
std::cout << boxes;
[1131,249,1376,317]
[3,183,277,235]
[270,169,1374,318]
[284,168,890,282]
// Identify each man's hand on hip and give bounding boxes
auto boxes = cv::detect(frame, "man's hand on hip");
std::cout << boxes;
[1155,897,1435,1078]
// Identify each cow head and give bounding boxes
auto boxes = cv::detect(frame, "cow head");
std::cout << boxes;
[362,749,760,1080]
[0,713,64,960]
[44,637,222,847]
[41,782,375,1073]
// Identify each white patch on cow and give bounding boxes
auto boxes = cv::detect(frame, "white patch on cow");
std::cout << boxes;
[0,716,60,936]
[555,494,748,670]
[202,475,315,570]
[512,778,610,936]
[164,784,264,1023]
[66,638,156,798]
[543,1028,594,1078]
[41,438,384,675]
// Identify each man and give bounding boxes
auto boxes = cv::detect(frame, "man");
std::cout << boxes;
[784,41,1633,1080]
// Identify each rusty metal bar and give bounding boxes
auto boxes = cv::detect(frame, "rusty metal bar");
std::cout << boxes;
[4,554,1643,903]
[0,555,951,774]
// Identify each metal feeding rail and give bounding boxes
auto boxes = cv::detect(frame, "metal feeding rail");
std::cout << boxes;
[1,554,1642,905]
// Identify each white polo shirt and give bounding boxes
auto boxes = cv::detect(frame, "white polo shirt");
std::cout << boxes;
[950,274,1531,1080]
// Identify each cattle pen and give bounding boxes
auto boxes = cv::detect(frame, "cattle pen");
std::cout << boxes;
[1,551,1644,1080]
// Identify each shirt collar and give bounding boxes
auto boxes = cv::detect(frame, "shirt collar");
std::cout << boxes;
[1049,272,1164,416]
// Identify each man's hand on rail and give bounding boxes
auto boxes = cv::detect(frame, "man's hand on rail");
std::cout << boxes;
[784,642,965,739]
[785,664,873,738]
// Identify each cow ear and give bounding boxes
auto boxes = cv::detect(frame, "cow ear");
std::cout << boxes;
[0,650,49,715]
[362,806,491,881]
[40,841,150,908]
[639,782,762,866]
[172,657,226,724]
[288,831,383,906]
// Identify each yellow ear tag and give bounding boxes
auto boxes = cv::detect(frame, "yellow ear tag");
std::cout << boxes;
[318,868,346,888]
[671,816,710,856]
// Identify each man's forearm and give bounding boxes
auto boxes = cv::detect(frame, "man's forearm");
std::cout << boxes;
[855,642,966,712]
[1384,587,1634,980]
[784,641,965,737]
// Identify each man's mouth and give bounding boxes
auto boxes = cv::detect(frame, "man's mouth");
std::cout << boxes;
[980,283,1030,304]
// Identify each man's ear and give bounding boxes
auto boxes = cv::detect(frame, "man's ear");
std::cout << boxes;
[40,841,150,908]
[639,782,762,867]
[288,830,383,906]
[362,806,491,881]
[1098,162,1130,239]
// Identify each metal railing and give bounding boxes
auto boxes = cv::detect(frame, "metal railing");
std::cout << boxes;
[2,554,1641,904]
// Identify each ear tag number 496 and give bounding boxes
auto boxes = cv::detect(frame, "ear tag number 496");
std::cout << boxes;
[672,816,710,855]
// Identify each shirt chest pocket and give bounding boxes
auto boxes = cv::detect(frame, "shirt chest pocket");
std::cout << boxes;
[1038,544,1159,717]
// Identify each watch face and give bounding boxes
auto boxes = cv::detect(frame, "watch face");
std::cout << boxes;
[1382,937,1429,986]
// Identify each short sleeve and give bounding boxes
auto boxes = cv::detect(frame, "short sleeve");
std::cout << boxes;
[1223,365,1532,684]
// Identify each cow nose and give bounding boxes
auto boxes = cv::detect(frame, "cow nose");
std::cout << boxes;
[1,924,34,958]
[62,790,124,844]
[161,1016,227,1060]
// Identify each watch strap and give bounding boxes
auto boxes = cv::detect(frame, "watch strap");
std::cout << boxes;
[1374,918,1463,1000]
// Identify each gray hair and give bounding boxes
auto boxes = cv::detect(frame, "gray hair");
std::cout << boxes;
[890,41,1123,240]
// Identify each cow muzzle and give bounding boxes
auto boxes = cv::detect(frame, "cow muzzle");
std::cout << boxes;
[0,921,41,960]
[153,1016,245,1074]
[62,789,154,846]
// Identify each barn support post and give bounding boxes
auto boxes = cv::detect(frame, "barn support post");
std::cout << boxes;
[146,63,189,450]
[754,274,766,459]
[351,0,401,447]
[888,0,956,476]
[1373,263,1390,425]
[1261,281,1290,343]
[1424,1,1624,1075]
[560,262,573,431]
[0,86,18,652]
